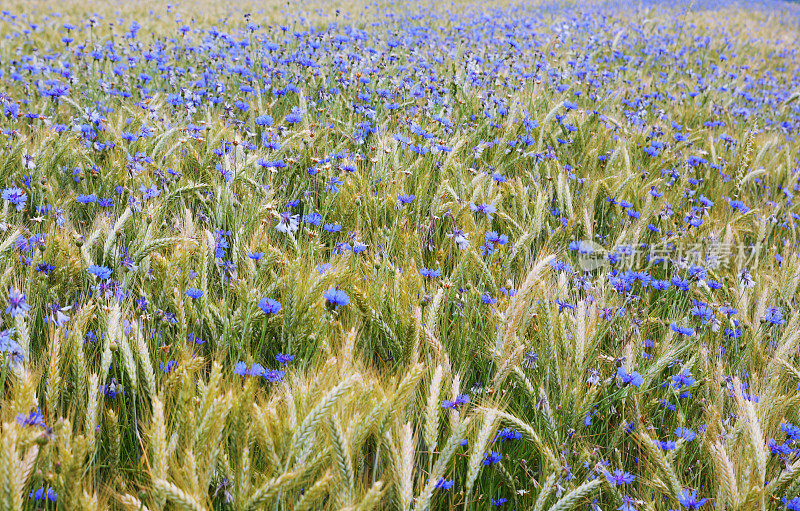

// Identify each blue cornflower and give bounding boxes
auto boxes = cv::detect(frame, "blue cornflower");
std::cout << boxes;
[249,363,266,377]
[255,114,274,126]
[496,428,522,442]
[447,227,470,250]
[764,306,785,326]
[263,369,285,383]
[397,194,415,205]
[442,393,470,409]
[483,451,503,465]
[276,353,295,365]
[420,268,441,278]
[675,427,697,441]
[671,276,690,291]
[326,177,343,193]
[6,288,31,318]
[618,496,638,511]
[689,300,714,323]
[248,252,264,261]
[76,194,97,204]
[258,298,282,314]
[670,369,696,390]
[782,423,800,441]
[233,361,249,376]
[186,288,203,299]
[29,487,57,502]
[276,212,300,234]
[285,107,303,124]
[2,187,27,211]
[469,202,497,220]
[16,408,46,428]
[88,265,112,280]
[324,288,350,309]
[140,185,161,200]
[485,231,509,245]
[678,489,708,509]
[436,478,454,490]
[160,361,178,373]
[651,279,671,291]
[303,212,322,226]
[670,323,695,337]
[605,469,635,485]
[654,440,677,451]
[568,240,596,254]
[616,366,644,387]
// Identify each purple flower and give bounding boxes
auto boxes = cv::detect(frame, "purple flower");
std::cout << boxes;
[29,487,57,502]
[2,187,27,211]
[605,469,635,485]
[16,408,46,428]
[436,478,454,490]
[670,323,695,337]
[233,361,249,376]
[447,227,470,250]
[76,194,97,204]
[6,288,31,318]
[160,361,178,373]
[276,353,295,365]
[276,211,299,234]
[186,288,203,299]
[782,423,800,441]
[689,300,713,324]
[654,440,677,451]
[326,177,343,193]
[255,114,274,126]
[263,369,285,383]
[496,428,522,442]
[285,107,303,124]
[764,306,785,326]
[397,194,415,205]
[258,298,282,314]
[442,393,470,409]
[324,288,350,309]
[420,268,441,278]
[678,489,708,509]
[618,496,638,511]
[470,202,497,220]
[483,451,502,465]
[88,265,112,280]
[616,366,643,387]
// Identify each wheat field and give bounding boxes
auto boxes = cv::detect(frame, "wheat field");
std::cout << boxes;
[1,0,800,509]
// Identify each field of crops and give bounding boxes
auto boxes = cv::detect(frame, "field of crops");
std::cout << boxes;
[2,0,800,509]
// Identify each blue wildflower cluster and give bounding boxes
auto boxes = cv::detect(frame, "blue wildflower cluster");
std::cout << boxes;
[0,0,798,508]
